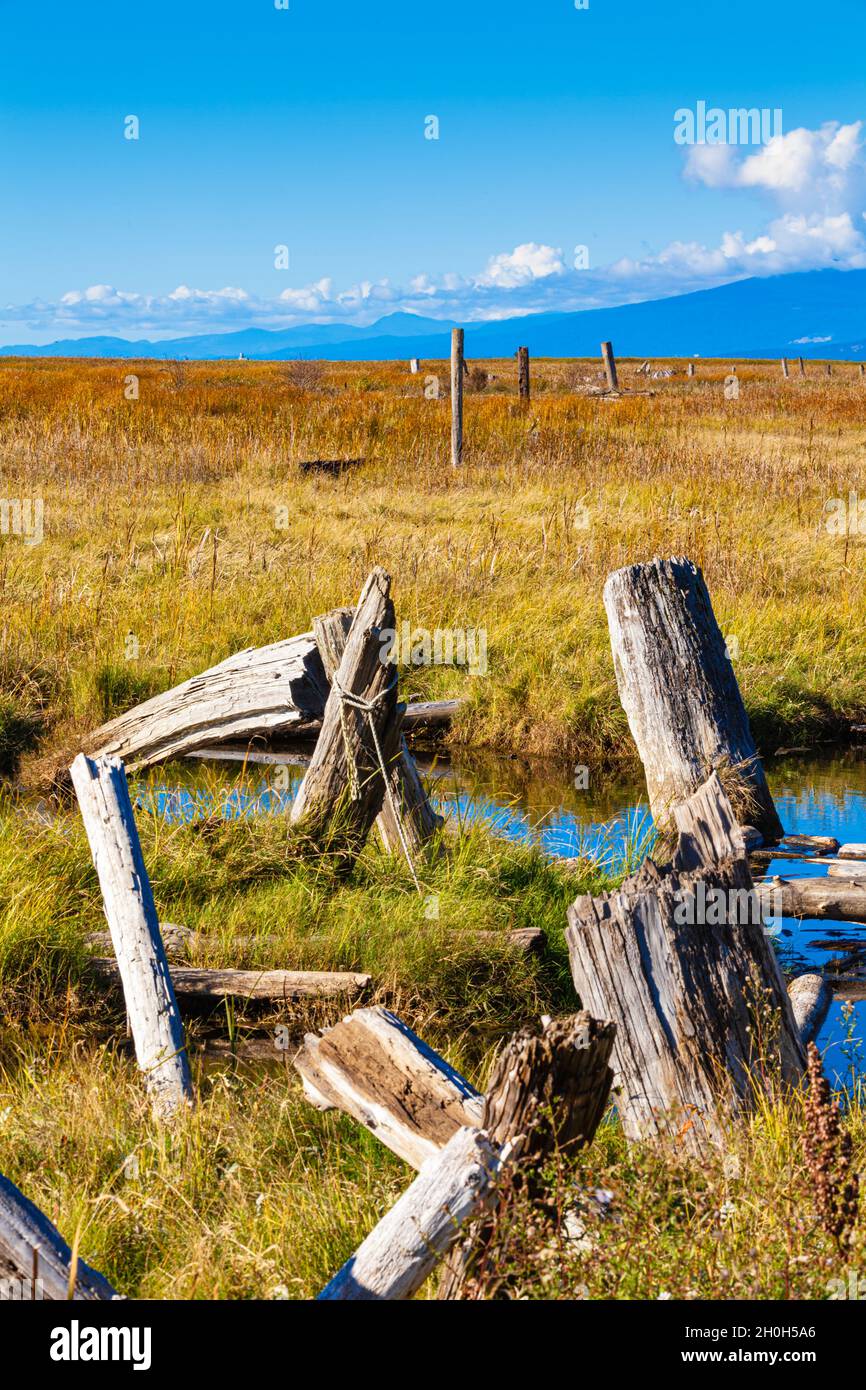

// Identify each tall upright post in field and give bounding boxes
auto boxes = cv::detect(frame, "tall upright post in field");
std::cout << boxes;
[781,357,789,379]
[601,340,618,391]
[603,556,784,842]
[826,362,833,376]
[517,346,530,401]
[798,356,805,377]
[687,362,695,378]
[450,328,464,467]
[70,754,194,1119]
[860,364,865,378]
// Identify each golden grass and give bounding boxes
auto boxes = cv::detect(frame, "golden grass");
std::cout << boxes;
[1,355,865,776]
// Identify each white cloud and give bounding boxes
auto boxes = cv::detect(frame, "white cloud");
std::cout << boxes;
[477,242,566,287]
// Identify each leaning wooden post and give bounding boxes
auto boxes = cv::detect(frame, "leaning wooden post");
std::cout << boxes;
[517,346,530,401]
[450,328,464,467]
[290,569,401,867]
[860,364,865,379]
[601,340,618,391]
[69,754,193,1119]
[603,555,783,841]
[0,1173,118,1301]
[313,608,442,856]
[438,1012,616,1298]
[566,774,804,1156]
[798,356,805,377]
[781,357,789,379]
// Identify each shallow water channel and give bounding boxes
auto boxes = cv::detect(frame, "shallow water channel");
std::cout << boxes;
[132,744,866,1087]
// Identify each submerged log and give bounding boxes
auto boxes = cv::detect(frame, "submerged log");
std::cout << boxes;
[603,556,783,841]
[0,1173,117,1301]
[313,606,442,856]
[757,876,866,924]
[566,773,803,1153]
[90,959,371,1004]
[294,1007,484,1168]
[79,634,328,774]
[290,569,400,864]
[787,974,833,1046]
[70,753,194,1120]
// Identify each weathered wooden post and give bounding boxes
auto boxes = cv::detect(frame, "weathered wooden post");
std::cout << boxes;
[312,607,442,857]
[781,357,789,379]
[860,364,865,379]
[566,774,805,1155]
[409,359,419,374]
[517,346,530,401]
[826,362,833,376]
[601,340,618,391]
[603,555,783,841]
[687,362,695,378]
[0,1173,117,1301]
[798,356,805,377]
[450,328,464,467]
[70,753,194,1119]
[290,569,402,869]
[788,974,832,1046]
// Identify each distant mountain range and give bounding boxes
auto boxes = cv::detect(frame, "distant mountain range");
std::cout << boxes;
[2,269,865,362]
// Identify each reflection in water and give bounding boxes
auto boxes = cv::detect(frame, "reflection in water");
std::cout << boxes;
[133,743,866,1087]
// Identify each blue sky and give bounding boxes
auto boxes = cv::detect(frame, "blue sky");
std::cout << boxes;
[2,0,866,342]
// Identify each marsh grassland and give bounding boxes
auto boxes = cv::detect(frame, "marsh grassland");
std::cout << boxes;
[0,355,864,1298]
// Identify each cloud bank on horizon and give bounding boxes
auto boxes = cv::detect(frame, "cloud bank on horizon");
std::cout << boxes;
[5,119,866,341]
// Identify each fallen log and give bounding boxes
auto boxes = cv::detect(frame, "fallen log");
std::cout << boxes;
[827,862,866,879]
[603,556,782,841]
[78,634,328,774]
[318,1126,506,1301]
[294,1007,484,1168]
[757,876,866,925]
[839,843,866,860]
[290,569,401,866]
[566,773,803,1154]
[70,754,194,1120]
[0,1173,117,1301]
[783,834,840,854]
[313,606,442,856]
[787,974,833,1046]
[89,960,371,1004]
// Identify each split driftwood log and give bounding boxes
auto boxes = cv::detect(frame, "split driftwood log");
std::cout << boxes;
[0,1173,117,1301]
[756,876,866,926]
[313,605,442,857]
[78,634,328,773]
[603,556,783,841]
[290,570,402,868]
[295,1007,484,1168]
[89,960,371,1006]
[310,1010,615,1299]
[70,753,194,1119]
[566,773,803,1154]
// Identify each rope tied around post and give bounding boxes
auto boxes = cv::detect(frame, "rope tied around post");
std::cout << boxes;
[331,669,423,894]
